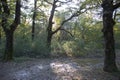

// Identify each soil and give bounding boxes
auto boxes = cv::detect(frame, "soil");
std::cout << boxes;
[0,57,120,80]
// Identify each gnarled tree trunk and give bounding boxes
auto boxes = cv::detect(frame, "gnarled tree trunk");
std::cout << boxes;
[4,31,14,60]
[102,0,118,72]
[1,0,21,61]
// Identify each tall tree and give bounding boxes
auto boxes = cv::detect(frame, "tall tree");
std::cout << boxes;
[46,0,86,51]
[32,0,37,41]
[101,0,120,72]
[1,0,21,61]
[0,2,2,44]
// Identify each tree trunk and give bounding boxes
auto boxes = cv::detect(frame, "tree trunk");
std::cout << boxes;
[3,31,14,61]
[0,1,2,44]
[47,31,52,51]
[0,28,2,44]
[103,23,118,72]
[32,0,37,41]
[1,0,21,61]
[102,0,118,72]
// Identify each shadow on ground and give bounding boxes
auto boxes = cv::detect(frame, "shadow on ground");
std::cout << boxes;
[0,57,120,80]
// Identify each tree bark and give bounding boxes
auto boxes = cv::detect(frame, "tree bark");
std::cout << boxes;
[1,0,21,61]
[0,2,2,44]
[47,0,56,50]
[47,32,52,51]
[3,31,14,61]
[32,0,37,41]
[102,0,118,72]
[0,28,2,44]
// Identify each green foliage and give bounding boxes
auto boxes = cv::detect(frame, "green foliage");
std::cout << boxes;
[114,25,120,49]
[14,26,49,58]
[51,40,65,57]
[1,0,120,59]
[0,39,5,58]
[0,11,105,59]
[30,33,49,58]
[62,39,86,57]
[5,11,103,58]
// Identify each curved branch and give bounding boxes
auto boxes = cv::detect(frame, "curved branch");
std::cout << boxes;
[60,28,74,37]
[11,0,21,31]
[52,6,95,35]
[113,2,120,10]
[44,0,53,5]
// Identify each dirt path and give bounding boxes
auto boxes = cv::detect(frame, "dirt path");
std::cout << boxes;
[0,57,120,80]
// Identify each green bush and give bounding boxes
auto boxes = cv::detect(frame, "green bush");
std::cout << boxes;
[0,39,5,58]
[62,38,86,57]
[51,40,65,57]
[14,29,49,58]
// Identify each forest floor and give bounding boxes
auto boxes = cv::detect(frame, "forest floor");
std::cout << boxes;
[0,54,120,80]
[0,58,120,80]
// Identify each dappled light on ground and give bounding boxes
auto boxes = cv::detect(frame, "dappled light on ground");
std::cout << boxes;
[14,70,30,79]
[0,58,119,80]
[50,62,78,73]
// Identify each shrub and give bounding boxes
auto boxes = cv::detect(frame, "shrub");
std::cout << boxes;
[62,38,86,57]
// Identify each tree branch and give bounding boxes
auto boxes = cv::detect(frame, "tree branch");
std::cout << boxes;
[44,0,53,5]
[57,0,72,4]
[113,2,120,10]
[11,0,21,31]
[1,0,10,31]
[52,12,80,35]
[52,6,95,35]
[60,28,74,37]
[1,0,10,15]
[14,0,21,24]
[113,10,117,20]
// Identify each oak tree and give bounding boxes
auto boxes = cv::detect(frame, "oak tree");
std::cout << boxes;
[1,0,21,61]
[101,0,120,72]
